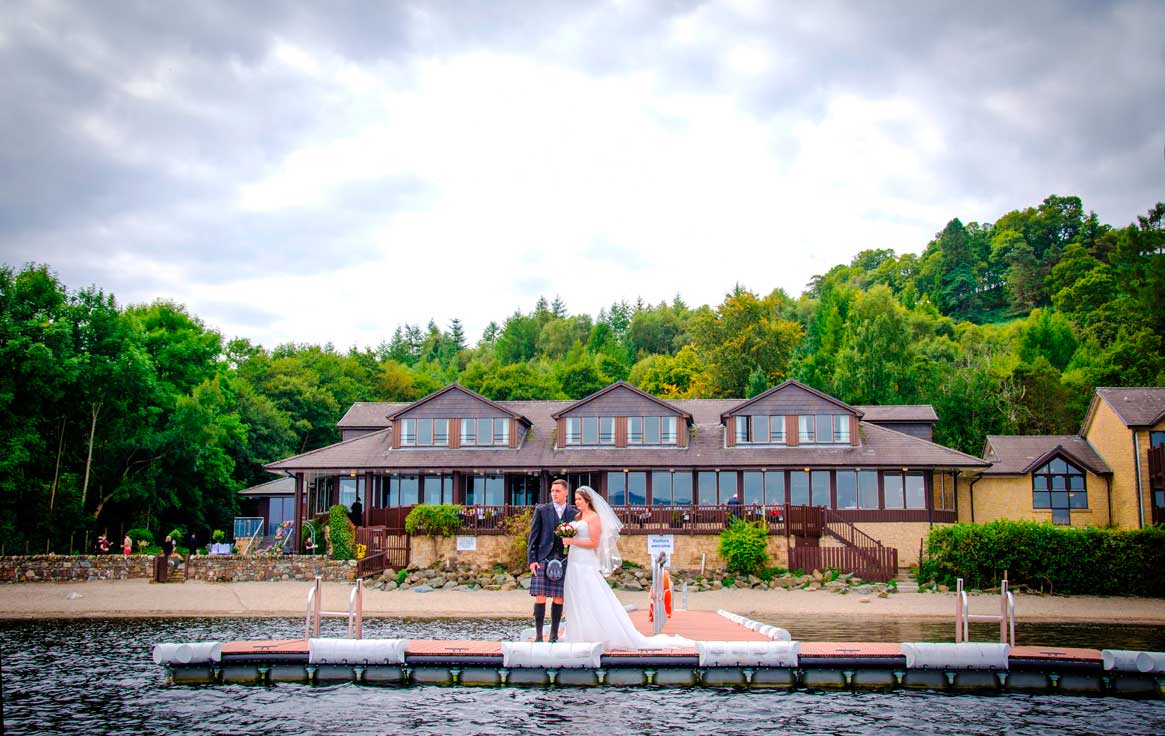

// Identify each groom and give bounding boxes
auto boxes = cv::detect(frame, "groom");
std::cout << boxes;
[527,478,578,642]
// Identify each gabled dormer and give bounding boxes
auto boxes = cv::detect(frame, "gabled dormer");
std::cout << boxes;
[721,379,861,448]
[387,384,531,450]
[551,381,692,449]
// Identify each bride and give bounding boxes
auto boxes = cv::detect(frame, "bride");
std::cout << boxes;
[560,486,692,650]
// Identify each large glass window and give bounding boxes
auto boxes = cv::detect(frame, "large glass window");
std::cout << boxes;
[645,416,661,444]
[797,415,851,444]
[858,471,879,509]
[698,471,718,505]
[815,415,834,443]
[627,472,647,505]
[417,418,433,446]
[599,417,615,444]
[651,471,673,505]
[608,471,627,505]
[339,477,360,509]
[465,475,504,506]
[1033,457,1086,525]
[734,416,786,444]
[509,475,538,506]
[388,475,420,507]
[477,417,492,446]
[765,471,785,504]
[433,419,449,445]
[423,475,453,505]
[582,417,598,444]
[628,417,643,444]
[884,474,904,509]
[789,471,810,505]
[743,471,764,504]
[836,471,857,509]
[673,472,693,505]
[455,417,511,447]
[719,471,738,503]
[399,417,451,446]
[905,474,926,509]
[566,472,598,495]
[811,471,831,507]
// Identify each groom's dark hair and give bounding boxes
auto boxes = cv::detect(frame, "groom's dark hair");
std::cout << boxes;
[551,478,569,491]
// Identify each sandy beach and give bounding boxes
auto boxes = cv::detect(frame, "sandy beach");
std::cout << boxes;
[1,579,1162,624]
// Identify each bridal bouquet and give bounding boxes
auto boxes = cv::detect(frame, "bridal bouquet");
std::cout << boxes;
[554,521,577,538]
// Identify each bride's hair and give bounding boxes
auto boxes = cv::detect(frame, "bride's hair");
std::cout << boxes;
[575,486,595,510]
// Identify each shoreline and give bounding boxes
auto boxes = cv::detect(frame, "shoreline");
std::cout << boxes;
[2,579,1163,625]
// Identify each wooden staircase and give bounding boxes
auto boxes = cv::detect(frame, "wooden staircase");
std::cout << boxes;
[784,505,898,582]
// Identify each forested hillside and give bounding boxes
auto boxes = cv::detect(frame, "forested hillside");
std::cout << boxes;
[2,195,1161,552]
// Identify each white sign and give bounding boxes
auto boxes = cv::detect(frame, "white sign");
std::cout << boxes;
[456,536,477,552]
[647,534,674,563]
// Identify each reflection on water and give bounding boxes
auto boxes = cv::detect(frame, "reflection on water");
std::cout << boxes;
[0,617,1163,736]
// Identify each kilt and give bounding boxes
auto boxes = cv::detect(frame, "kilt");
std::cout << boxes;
[529,561,565,598]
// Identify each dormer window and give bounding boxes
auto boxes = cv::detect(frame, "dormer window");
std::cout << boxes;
[734,415,786,444]
[399,418,450,447]
[564,415,679,446]
[459,417,510,447]
[797,415,851,444]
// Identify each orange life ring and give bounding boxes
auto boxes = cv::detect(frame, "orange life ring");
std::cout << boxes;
[649,570,674,622]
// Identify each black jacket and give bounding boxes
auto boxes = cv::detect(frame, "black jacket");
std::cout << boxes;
[527,502,578,565]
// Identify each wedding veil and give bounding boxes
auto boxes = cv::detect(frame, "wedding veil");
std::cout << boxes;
[577,485,623,576]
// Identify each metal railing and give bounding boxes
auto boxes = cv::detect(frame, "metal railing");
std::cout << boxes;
[305,576,364,640]
[955,577,1015,646]
[233,517,263,540]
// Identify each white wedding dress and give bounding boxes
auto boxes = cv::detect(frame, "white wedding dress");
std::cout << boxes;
[561,520,692,651]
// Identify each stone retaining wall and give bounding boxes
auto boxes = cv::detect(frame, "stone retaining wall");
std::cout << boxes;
[0,554,356,583]
[0,555,156,582]
[186,555,355,582]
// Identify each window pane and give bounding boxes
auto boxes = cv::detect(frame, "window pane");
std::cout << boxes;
[400,418,416,446]
[1033,490,1050,508]
[798,416,813,443]
[905,475,926,509]
[673,472,693,505]
[698,471,718,505]
[1050,491,1069,509]
[834,415,850,443]
[752,416,768,444]
[743,471,764,504]
[836,471,857,509]
[477,417,492,445]
[811,471,831,507]
[1051,475,1067,489]
[628,416,643,444]
[884,474,904,509]
[1049,458,1067,474]
[434,419,449,445]
[485,475,504,506]
[566,417,580,445]
[816,415,833,443]
[416,418,432,445]
[627,472,647,505]
[582,416,598,444]
[599,417,615,444]
[339,478,358,508]
[736,416,750,443]
[388,477,399,507]
[789,471,810,506]
[423,475,442,505]
[719,471,738,504]
[1052,508,1070,525]
[661,416,677,443]
[1068,474,1084,489]
[764,471,785,505]
[1033,475,1048,490]
[1068,490,1088,509]
[494,418,509,445]
[652,471,673,505]
[465,476,481,506]
[770,415,786,443]
[858,471,879,509]
[400,476,419,506]
[608,472,626,505]
[461,418,475,445]
[645,416,661,444]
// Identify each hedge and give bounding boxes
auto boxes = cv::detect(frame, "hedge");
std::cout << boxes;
[919,520,1165,596]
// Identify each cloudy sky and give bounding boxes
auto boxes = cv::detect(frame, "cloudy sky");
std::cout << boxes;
[2,1,1163,350]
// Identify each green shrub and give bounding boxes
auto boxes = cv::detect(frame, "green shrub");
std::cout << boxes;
[502,508,533,572]
[404,504,464,537]
[328,505,355,560]
[718,517,769,576]
[211,529,226,543]
[126,528,153,547]
[168,528,183,543]
[919,520,1165,596]
[395,568,408,586]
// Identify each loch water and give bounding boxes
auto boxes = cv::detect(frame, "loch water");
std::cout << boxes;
[1,616,1163,736]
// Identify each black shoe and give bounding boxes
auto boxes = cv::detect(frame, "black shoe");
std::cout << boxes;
[534,635,543,642]
[548,637,557,643]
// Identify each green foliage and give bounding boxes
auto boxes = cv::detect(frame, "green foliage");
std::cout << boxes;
[211,529,226,543]
[718,517,770,576]
[502,507,533,571]
[919,520,1165,596]
[395,568,408,586]
[328,504,355,560]
[168,528,183,542]
[404,504,465,537]
[126,528,153,547]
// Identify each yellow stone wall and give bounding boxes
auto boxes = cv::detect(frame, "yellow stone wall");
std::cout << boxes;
[408,535,516,569]
[831,522,941,567]
[1084,399,1162,529]
[969,470,1111,527]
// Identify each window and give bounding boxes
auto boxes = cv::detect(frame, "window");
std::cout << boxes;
[884,472,926,510]
[565,418,581,445]
[661,416,678,444]
[764,470,785,504]
[645,416,660,444]
[477,417,492,445]
[582,416,598,444]
[789,471,809,505]
[493,418,510,445]
[434,419,449,445]
[398,417,452,447]
[508,475,538,506]
[834,415,850,443]
[387,475,420,507]
[466,475,504,506]
[599,417,615,445]
[884,474,904,509]
[811,471,831,507]
[399,418,417,446]
[1033,457,1086,525]
[628,417,643,444]
[608,472,626,505]
[627,472,647,504]
[733,415,785,444]
[743,471,764,504]
[672,472,693,505]
[423,474,452,505]
[836,471,857,509]
[797,415,851,444]
[339,477,362,509]
[719,471,738,503]
[698,471,718,505]
[736,416,751,443]
[652,471,673,505]
[815,415,834,443]
[461,419,476,446]
[417,418,433,446]
[457,418,511,447]
[858,471,879,509]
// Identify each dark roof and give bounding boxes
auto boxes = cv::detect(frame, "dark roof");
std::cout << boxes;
[551,381,693,421]
[267,397,987,473]
[238,475,296,497]
[720,379,862,422]
[1090,387,1165,429]
[981,435,1111,476]
[856,405,939,423]
[338,402,409,428]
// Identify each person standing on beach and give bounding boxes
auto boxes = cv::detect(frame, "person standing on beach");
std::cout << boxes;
[122,534,132,555]
[527,478,577,642]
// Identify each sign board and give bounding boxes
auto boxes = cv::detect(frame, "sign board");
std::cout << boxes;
[456,536,477,552]
[647,534,674,565]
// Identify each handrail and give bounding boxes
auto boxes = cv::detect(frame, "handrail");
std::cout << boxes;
[247,523,263,556]
[955,577,1015,646]
[818,505,894,578]
[304,576,364,640]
